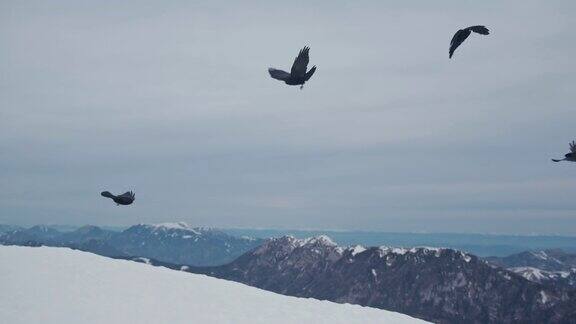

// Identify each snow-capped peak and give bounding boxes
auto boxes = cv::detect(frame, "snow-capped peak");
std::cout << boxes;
[509,266,572,283]
[378,247,409,256]
[257,235,341,256]
[349,245,367,256]
[147,222,200,234]
[302,235,337,247]
[265,235,339,248]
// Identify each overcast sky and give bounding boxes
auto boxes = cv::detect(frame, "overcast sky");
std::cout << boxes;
[1,0,575,234]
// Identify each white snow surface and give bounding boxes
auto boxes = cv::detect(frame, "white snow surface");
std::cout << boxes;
[0,246,427,324]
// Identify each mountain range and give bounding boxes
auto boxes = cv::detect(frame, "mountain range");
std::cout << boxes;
[189,235,575,324]
[2,224,576,323]
[0,222,262,266]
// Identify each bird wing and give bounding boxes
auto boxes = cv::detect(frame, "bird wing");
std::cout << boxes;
[304,65,316,81]
[268,68,291,81]
[570,141,576,153]
[291,46,310,77]
[119,191,134,200]
[449,29,471,58]
[467,25,490,35]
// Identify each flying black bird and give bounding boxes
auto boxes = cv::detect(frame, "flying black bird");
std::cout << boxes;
[101,191,135,205]
[552,141,576,163]
[449,25,490,58]
[268,46,316,89]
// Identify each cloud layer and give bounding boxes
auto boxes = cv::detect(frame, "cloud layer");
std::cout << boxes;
[1,0,575,234]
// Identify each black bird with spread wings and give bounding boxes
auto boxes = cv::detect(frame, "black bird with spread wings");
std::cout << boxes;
[449,26,490,58]
[101,190,135,205]
[268,46,316,89]
[552,141,576,163]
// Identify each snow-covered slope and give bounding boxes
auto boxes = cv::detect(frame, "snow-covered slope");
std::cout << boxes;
[0,246,427,324]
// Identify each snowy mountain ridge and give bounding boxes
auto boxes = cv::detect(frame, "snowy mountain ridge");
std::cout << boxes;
[507,266,576,289]
[485,249,576,289]
[258,235,474,263]
[510,267,572,281]
[486,249,576,271]
[194,235,575,323]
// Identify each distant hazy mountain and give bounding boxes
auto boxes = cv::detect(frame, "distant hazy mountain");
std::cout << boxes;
[193,235,574,324]
[0,225,61,246]
[0,224,22,234]
[0,222,262,266]
[109,223,262,266]
[53,225,117,246]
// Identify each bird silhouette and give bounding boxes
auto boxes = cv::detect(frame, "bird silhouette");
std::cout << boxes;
[268,46,316,89]
[101,191,135,205]
[552,141,576,163]
[449,25,490,58]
